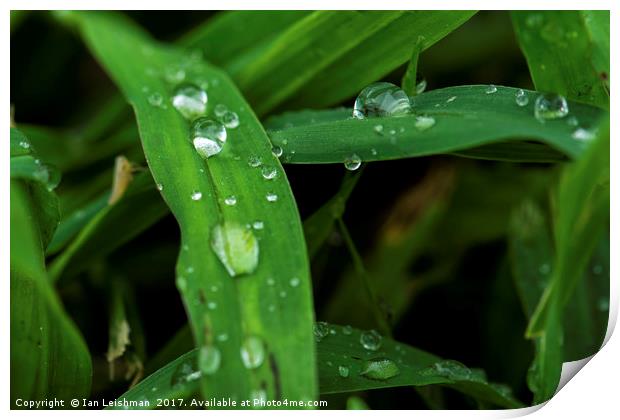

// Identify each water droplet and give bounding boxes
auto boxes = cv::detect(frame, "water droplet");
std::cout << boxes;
[419,360,473,381]
[217,333,229,342]
[268,304,276,312]
[176,276,187,291]
[208,302,217,310]
[567,116,579,126]
[515,89,529,107]
[171,359,202,389]
[148,92,164,107]
[485,85,497,94]
[526,13,544,28]
[261,166,277,180]
[414,115,436,131]
[198,345,221,375]
[360,330,382,351]
[373,124,384,135]
[252,220,264,230]
[446,96,457,103]
[240,336,265,369]
[314,321,330,342]
[186,266,195,274]
[271,145,283,157]
[534,93,569,121]
[191,118,227,159]
[224,195,237,206]
[266,192,278,203]
[279,290,287,298]
[289,277,300,287]
[19,140,30,149]
[572,127,596,142]
[344,154,362,171]
[338,365,350,378]
[191,191,203,201]
[210,285,218,292]
[370,148,378,156]
[171,83,208,120]
[156,183,163,191]
[360,358,400,380]
[165,67,185,84]
[248,156,263,167]
[266,277,275,286]
[214,104,228,117]
[342,325,353,335]
[210,221,259,277]
[221,111,240,129]
[250,389,267,405]
[539,263,551,275]
[353,82,412,119]
[416,78,427,95]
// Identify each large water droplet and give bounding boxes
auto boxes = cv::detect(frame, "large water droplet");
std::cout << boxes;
[360,330,382,351]
[172,83,208,120]
[261,166,277,180]
[314,321,330,342]
[414,115,436,131]
[210,221,259,277]
[534,93,569,121]
[353,82,412,119]
[198,345,221,375]
[240,336,265,369]
[191,118,227,159]
[515,89,529,107]
[271,145,283,158]
[344,154,362,171]
[360,358,400,380]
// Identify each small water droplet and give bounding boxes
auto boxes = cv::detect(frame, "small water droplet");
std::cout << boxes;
[344,154,362,171]
[165,67,186,84]
[148,92,164,107]
[360,358,400,380]
[289,277,300,287]
[515,89,529,107]
[261,166,277,180]
[19,140,30,149]
[191,118,227,159]
[370,148,378,156]
[252,220,264,230]
[207,301,217,310]
[414,115,436,131]
[419,360,473,381]
[338,365,350,378]
[214,104,228,117]
[360,330,382,351]
[353,82,412,119]
[534,93,569,121]
[526,13,544,28]
[271,145,283,157]
[248,156,263,167]
[191,191,203,201]
[156,183,163,191]
[210,285,218,292]
[171,83,208,120]
[210,221,259,277]
[186,266,195,274]
[198,345,221,375]
[266,192,278,202]
[567,116,579,126]
[266,277,275,286]
[314,321,330,342]
[221,110,240,129]
[485,85,498,94]
[342,325,353,335]
[279,290,287,298]
[176,276,187,291]
[592,264,603,275]
[217,333,229,342]
[572,127,596,142]
[416,78,427,95]
[268,304,276,312]
[240,336,265,369]
[446,96,457,103]
[224,195,237,206]
[171,359,202,389]
[373,124,384,135]
[250,389,267,405]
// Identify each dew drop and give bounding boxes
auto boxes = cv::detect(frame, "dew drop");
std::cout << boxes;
[214,104,228,118]
[534,93,569,121]
[360,329,382,351]
[252,220,264,230]
[156,183,163,191]
[164,67,186,84]
[419,360,473,381]
[261,166,277,180]
[221,111,240,129]
[485,84,498,94]
[353,82,412,119]
[572,127,596,142]
[148,92,164,107]
[191,191,203,201]
[515,89,529,107]
[224,195,237,206]
[373,124,384,135]
[314,321,330,342]
[279,290,287,298]
[266,192,278,203]
[198,345,221,375]
[248,156,263,168]
[217,333,229,342]
[567,116,579,127]
[208,302,217,310]
[414,115,436,131]
[210,221,259,277]
[416,78,427,95]
[19,140,30,149]
[191,118,227,159]
[342,325,353,335]
[271,145,283,158]
[289,277,300,287]
[240,336,266,369]
[446,96,457,103]
[370,148,378,156]
[360,358,400,380]
[176,276,187,291]
[266,277,275,286]
[171,83,208,120]
[338,365,350,378]
[344,154,362,171]
[171,359,202,389]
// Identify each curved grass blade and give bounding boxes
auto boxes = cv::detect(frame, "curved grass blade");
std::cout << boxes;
[68,11,316,403]
[511,11,609,109]
[110,324,522,410]
[267,86,604,164]
[10,129,91,405]
[281,11,476,111]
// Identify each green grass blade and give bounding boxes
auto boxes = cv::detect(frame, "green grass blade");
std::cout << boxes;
[281,11,476,111]
[511,11,609,109]
[69,11,317,403]
[267,86,604,164]
[400,37,423,96]
[10,129,91,405]
[111,324,522,409]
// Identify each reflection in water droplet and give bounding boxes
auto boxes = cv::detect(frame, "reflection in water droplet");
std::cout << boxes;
[261,166,277,180]
[248,156,263,167]
[210,221,260,277]
[156,183,163,191]
[191,118,227,159]
[148,92,164,107]
[272,145,283,158]
[221,111,239,129]
[360,330,382,351]
[171,83,208,120]
[165,67,186,84]
[342,325,353,335]
[572,127,596,142]
[534,93,569,121]
[252,220,264,230]
[515,89,529,107]
[344,154,362,171]
[416,78,427,95]
[214,104,228,117]
[353,82,412,119]
[171,358,201,389]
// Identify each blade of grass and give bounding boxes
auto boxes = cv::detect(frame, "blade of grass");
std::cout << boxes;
[110,324,522,410]
[267,86,605,164]
[511,11,609,109]
[67,11,317,403]
[401,36,424,96]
